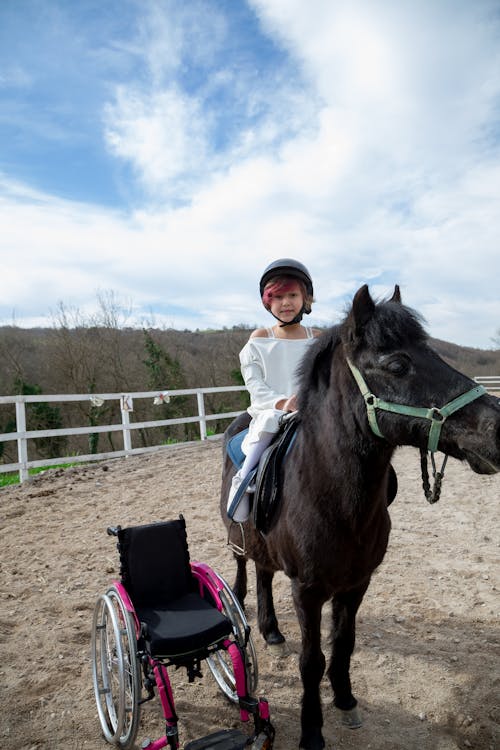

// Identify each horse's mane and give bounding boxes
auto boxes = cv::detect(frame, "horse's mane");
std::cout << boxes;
[297,325,341,408]
[298,299,428,411]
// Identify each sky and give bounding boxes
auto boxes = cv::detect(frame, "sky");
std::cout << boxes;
[0,0,499,349]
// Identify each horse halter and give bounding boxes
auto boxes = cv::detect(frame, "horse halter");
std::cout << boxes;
[346,358,487,503]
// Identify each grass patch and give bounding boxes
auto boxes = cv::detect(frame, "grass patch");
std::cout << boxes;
[0,462,77,487]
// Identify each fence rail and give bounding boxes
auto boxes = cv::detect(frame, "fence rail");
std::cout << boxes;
[1,377,498,484]
[0,386,247,483]
[474,375,500,392]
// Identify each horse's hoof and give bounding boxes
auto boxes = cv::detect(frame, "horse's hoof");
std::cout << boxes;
[266,640,289,657]
[265,629,285,645]
[338,705,362,729]
[299,727,325,750]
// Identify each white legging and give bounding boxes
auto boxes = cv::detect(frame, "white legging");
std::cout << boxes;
[229,431,275,522]
[239,431,275,478]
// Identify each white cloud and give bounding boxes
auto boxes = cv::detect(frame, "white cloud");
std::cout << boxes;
[104,85,210,198]
[101,0,320,204]
[1,1,499,349]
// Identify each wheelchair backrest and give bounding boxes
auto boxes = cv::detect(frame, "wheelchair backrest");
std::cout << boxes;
[117,517,195,608]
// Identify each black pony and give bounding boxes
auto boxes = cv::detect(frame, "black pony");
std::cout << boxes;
[220,285,500,750]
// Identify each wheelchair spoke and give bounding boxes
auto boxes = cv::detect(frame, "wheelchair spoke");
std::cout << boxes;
[91,588,141,748]
[207,575,258,703]
[214,651,235,683]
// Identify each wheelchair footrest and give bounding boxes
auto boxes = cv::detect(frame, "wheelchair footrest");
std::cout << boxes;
[184,729,248,750]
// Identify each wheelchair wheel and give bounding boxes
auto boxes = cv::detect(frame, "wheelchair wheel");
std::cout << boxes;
[207,575,258,703]
[91,585,141,748]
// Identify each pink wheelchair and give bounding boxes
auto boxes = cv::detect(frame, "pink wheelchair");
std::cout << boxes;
[91,517,274,750]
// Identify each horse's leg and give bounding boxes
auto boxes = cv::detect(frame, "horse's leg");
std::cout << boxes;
[327,580,370,728]
[292,579,326,750]
[232,554,247,607]
[256,563,285,645]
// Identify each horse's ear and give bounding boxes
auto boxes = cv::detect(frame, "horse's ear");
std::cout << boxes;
[347,284,375,340]
[390,285,402,304]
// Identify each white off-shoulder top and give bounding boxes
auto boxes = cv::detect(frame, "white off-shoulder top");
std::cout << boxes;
[239,327,316,447]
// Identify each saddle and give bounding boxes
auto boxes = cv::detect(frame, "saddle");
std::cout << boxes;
[227,413,300,534]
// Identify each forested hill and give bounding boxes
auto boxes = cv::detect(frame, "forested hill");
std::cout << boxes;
[0,325,499,398]
[1,325,498,464]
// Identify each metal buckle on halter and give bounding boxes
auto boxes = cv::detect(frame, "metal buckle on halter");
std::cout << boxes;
[429,407,444,421]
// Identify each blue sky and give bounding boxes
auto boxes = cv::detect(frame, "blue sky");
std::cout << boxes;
[1,0,499,348]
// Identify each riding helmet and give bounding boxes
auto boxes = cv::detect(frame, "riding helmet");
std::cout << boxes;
[259,258,314,299]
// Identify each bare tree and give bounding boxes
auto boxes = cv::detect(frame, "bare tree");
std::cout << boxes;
[49,292,137,453]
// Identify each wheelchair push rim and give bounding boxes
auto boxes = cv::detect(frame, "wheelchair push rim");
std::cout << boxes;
[91,585,141,748]
[206,574,258,702]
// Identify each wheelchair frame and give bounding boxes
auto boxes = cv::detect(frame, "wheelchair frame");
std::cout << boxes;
[91,523,274,750]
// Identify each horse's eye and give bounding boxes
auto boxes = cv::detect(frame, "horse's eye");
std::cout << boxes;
[384,357,409,375]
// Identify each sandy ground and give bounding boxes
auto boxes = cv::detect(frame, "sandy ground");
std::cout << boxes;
[0,441,498,750]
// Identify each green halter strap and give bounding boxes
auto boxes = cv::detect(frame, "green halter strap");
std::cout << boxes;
[346,358,487,503]
[346,358,486,453]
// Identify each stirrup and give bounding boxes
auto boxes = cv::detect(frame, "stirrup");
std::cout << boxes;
[227,521,247,556]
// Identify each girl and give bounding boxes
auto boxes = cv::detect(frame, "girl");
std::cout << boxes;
[228,259,321,521]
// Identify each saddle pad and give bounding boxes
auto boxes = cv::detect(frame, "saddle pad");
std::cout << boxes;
[253,414,300,534]
[227,428,248,469]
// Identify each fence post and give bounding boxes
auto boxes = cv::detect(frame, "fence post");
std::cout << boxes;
[120,396,132,454]
[0,386,248,481]
[197,391,207,441]
[15,399,29,483]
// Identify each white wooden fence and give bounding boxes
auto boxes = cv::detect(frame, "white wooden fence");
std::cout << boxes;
[0,386,247,483]
[1,378,498,484]
[474,375,500,392]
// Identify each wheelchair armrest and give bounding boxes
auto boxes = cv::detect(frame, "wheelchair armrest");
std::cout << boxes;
[111,580,142,637]
[190,562,224,610]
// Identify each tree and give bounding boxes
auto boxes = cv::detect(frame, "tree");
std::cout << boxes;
[0,413,16,461]
[49,293,136,454]
[0,326,30,393]
[14,380,67,460]
[142,330,195,441]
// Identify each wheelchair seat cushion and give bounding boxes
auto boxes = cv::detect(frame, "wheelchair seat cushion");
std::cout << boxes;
[136,592,233,658]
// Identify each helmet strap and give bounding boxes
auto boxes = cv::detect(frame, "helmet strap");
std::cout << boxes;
[271,306,306,327]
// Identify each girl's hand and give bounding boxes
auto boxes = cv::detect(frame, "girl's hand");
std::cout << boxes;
[282,395,298,412]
